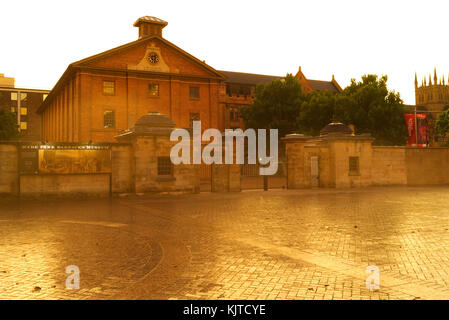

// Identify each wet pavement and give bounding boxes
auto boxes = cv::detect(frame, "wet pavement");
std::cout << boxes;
[1,186,449,300]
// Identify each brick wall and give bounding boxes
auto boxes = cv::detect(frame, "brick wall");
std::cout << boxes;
[41,37,223,143]
[0,143,18,194]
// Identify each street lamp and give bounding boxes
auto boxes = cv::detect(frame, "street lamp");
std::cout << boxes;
[259,157,268,191]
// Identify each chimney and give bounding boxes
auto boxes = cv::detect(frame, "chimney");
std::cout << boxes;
[133,16,168,39]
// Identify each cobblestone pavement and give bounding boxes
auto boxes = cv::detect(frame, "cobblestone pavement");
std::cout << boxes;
[1,186,449,300]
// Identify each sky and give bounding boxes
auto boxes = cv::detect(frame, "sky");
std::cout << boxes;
[1,0,449,104]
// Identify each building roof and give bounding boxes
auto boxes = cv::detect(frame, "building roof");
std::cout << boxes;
[220,71,341,94]
[0,86,50,93]
[133,16,168,27]
[307,79,340,93]
[219,70,282,85]
[320,122,353,135]
[134,112,175,128]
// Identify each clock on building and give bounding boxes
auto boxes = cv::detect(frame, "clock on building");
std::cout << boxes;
[148,52,159,64]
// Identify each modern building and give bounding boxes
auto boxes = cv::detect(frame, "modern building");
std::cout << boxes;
[38,16,342,143]
[0,74,49,141]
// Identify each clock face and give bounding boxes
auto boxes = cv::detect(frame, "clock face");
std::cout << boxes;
[148,52,159,64]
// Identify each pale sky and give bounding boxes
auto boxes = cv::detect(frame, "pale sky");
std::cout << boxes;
[1,0,449,104]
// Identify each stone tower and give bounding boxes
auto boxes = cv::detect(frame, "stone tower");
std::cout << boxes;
[415,68,449,112]
[415,69,449,145]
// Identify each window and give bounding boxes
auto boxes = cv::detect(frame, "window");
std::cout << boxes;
[20,93,27,101]
[349,157,359,175]
[11,92,17,101]
[10,107,16,113]
[103,81,115,95]
[20,122,27,130]
[157,157,173,176]
[230,107,239,121]
[43,94,48,101]
[148,83,159,97]
[189,86,199,99]
[250,86,256,97]
[239,86,250,96]
[103,110,115,129]
[20,107,27,115]
[189,113,200,128]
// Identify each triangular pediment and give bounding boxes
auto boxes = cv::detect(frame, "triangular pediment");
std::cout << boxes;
[74,36,224,79]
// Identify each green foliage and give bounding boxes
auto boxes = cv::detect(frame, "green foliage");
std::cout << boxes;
[297,90,335,136]
[240,73,408,146]
[435,109,449,146]
[336,75,408,146]
[0,108,19,140]
[239,74,303,138]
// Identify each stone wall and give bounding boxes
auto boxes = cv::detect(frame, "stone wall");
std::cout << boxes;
[211,163,240,192]
[19,174,111,196]
[284,133,449,189]
[371,147,407,186]
[0,136,237,196]
[111,144,133,193]
[303,146,330,188]
[285,137,310,189]
[406,148,449,185]
[328,138,373,188]
[133,136,200,194]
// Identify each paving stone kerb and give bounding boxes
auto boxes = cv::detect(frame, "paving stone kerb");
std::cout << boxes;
[2,187,449,300]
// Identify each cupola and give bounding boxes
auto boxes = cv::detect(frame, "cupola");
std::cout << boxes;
[133,16,168,39]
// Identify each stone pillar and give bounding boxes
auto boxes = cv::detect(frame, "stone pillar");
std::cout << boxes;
[324,133,374,188]
[115,112,200,194]
[282,134,312,189]
[210,139,241,192]
[211,162,240,192]
[111,144,133,193]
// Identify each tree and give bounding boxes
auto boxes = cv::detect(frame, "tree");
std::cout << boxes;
[239,74,304,138]
[0,108,19,140]
[435,109,449,146]
[297,90,336,136]
[335,74,408,146]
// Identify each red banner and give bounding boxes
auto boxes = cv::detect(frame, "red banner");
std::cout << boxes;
[404,113,428,147]
[404,113,416,146]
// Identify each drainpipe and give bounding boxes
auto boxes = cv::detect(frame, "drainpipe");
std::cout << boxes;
[17,90,21,133]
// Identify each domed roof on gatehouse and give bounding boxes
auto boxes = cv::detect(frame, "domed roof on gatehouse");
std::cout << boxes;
[134,112,176,128]
[320,122,353,135]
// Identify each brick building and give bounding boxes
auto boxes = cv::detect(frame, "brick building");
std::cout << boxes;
[38,16,342,143]
[0,74,49,141]
[219,67,342,130]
